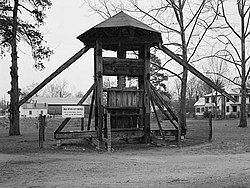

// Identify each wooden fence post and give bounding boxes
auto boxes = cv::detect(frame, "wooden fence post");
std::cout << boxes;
[81,118,84,131]
[106,113,111,152]
[209,112,213,142]
[38,114,46,148]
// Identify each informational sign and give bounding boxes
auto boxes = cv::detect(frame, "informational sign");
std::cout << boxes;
[62,106,84,118]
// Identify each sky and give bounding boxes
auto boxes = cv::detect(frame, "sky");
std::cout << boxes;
[0,0,101,101]
[0,0,239,102]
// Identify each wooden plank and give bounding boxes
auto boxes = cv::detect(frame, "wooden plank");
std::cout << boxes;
[103,57,144,76]
[19,46,91,106]
[95,40,104,143]
[87,90,95,130]
[103,57,144,65]
[143,44,151,143]
[54,131,97,139]
[106,113,111,152]
[159,44,236,103]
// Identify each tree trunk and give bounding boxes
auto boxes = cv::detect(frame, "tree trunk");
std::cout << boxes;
[179,68,187,134]
[9,0,20,136]
[239,6,247,128]
[179,3,188,135]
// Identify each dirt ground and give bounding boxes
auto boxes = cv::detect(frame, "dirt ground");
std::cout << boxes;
[0,117,250,188]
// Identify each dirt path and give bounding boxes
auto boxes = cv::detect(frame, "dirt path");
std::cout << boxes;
[1,149,250,188]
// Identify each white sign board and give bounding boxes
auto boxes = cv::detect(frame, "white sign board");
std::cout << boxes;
[62,106,84,118]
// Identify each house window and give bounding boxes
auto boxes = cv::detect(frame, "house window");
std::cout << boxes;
[196,108,200,113]
[29,111,32,115]
[234,96,239,102]
[211,96,216,103]
[232,106,237,112]
[226,106,229,112]
[205,97,209,103]
[201,107,204,112]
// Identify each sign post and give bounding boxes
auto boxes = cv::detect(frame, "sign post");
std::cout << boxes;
[62,106,85,130]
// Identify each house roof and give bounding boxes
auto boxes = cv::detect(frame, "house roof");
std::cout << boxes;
[21,103,47,109]
[31,97,89,105]
[194,97,205,107]
[204,88,239,97]
[77,11,162,51]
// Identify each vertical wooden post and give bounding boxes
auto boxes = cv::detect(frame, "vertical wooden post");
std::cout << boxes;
[209,112,213,142]
[106,113,112,152]
[38,114,46,148]
[95,40,104,147]
[143,44,151,143]
[81,118,84,131]
[87,90,95,130]
[117,45,126,88]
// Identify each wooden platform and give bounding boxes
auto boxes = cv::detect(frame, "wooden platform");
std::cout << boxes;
[54,128,144,140]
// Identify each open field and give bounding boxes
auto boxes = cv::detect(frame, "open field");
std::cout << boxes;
[0,117,250,187]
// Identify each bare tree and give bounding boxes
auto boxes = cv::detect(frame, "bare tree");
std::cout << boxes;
[42,78,72,98]
[208,0,250,127]
[204,58,229,119]
[86,0,219,134]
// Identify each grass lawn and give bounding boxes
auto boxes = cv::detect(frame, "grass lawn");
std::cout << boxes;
[0,117,249,154]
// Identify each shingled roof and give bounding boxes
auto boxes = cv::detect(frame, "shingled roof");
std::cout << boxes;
[77,11,162,51]
[93,11,159,33]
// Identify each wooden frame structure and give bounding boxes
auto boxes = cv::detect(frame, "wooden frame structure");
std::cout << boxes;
[20,11,236,151]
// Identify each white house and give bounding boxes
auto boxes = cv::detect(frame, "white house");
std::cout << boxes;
[31,97,90,116]
[20,103,48,118]
[194,88,250,118]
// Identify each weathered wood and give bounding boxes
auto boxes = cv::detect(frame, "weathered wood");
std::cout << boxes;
[209,112,212,142]
[151,99,165,140]
[117,45,126,88]
[143,44,151,143]
[107,90,140,108]
[95,40,104,143]
[159,44,236,103]
[19,46,91,106]
[54,131,97,139]
[103,57,144,76]
[81,118,84,131]
[87,90,95,130]
[38,114,46,148]
[106,113,111,152]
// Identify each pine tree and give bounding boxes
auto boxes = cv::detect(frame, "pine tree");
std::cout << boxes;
[0,0,53,135]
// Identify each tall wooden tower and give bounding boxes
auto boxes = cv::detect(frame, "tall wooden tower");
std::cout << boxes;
[77,11,162,143]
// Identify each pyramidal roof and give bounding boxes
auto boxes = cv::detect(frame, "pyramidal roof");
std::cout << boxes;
[93,11,160,33]
[77,11,162,50]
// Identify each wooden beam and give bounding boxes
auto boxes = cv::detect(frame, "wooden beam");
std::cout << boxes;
[95,40,104,143]
[150,89,178,129]
[143,44,151,143]
[150,84,178,122]
[151,99,165,140]
[19,46,91,106]
[159,44,236,103]
[87,89,95,130]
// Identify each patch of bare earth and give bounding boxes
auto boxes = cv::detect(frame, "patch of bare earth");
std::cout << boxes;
[0,117,250,188]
